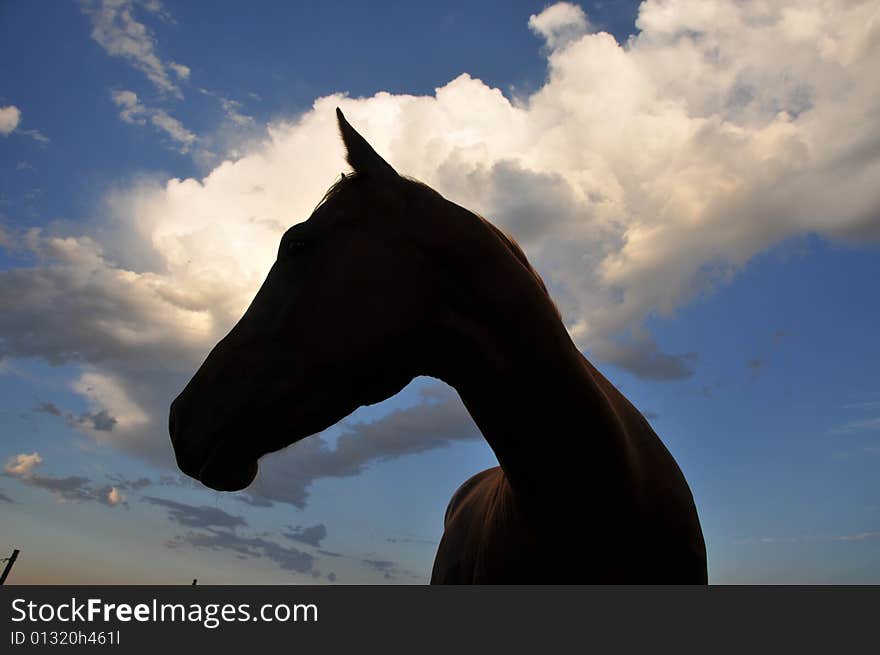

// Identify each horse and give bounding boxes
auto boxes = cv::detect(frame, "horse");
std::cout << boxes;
[169,109,708,583]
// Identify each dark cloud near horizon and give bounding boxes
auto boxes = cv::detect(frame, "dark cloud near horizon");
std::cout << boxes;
[247,384,480,508]
[142,496,246,530]
[0,489,14,503]
[283,524,327,548]
[4,471,126,506]
[106,473,152,490]
[362,558,397,580]
[169,529,315,575]
[235,492,274,508]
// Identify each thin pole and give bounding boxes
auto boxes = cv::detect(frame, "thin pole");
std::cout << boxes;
[0,549,20,585]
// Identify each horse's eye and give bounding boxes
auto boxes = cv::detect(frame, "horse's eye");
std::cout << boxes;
[287,238,308,254]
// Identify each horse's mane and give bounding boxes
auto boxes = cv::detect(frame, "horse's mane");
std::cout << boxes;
[316,173,561,320]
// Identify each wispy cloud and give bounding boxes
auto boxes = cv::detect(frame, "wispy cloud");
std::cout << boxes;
[168,529,318,576]
[830,416,880,435]
[199,89,254,127]
[830,393,880,435]
[80,0,185,97]
[146,496,327,578]
[0,105,49,143]
[248,385,479,508]
[111,89,196,152]
[3,452,127,507]
[738,530,880,545]
[35,401,118,433]
[385,536,437,546]
[592,332,699,381]
[142,495,246,530]
[18,129,50,145]
[283,524,327,548]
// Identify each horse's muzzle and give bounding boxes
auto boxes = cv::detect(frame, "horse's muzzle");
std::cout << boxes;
[169,396,259,491]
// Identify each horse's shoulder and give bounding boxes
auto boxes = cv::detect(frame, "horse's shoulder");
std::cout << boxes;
[443,466,502,528]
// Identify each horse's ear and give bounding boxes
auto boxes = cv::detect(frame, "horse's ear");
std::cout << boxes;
[336,107,399,180]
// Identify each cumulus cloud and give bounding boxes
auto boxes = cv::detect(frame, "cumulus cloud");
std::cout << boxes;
[111,89,197,152]
[0,105,21,135]
[4,452,43,476]
[106,486,125,505]
[81,0,185,97]
[529,2,593,49]
[1,1,880,500]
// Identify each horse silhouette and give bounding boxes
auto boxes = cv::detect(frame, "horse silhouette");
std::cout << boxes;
[169,109,708,583]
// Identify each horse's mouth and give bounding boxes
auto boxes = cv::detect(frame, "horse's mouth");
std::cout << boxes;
[196,444,259,492]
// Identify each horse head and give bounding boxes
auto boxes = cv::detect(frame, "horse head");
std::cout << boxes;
[169,110,429,490]
[169,109,493,491]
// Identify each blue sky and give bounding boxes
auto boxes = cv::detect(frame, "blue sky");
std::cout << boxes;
[1,0,879,584]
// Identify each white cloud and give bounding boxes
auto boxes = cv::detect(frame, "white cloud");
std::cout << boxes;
[4,452,43,476]
[106,486,125,505]
[830,416,880,434]
[0,105,21,135]
[111,89,144,123]
[199,88,255,127]
[1,0,879,490]
[529,2,592,49]
[218,98,254,127]
[111,89,197,152]
[3,451,129,507]
[19,129,50,144]
[169,61,190,80]
[81,0,185,97]
[149,110,196,150]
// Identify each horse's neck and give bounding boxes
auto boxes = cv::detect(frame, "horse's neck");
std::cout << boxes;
[437,285,634,507]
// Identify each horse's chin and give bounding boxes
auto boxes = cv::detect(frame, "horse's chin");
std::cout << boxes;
[198,451,259,492]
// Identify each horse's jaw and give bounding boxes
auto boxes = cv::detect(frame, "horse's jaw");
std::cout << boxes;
[197,441,260,492]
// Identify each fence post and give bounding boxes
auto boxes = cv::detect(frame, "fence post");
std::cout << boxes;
[0,549,20,585]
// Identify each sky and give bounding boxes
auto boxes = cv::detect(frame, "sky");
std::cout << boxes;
[1,0,879,584]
